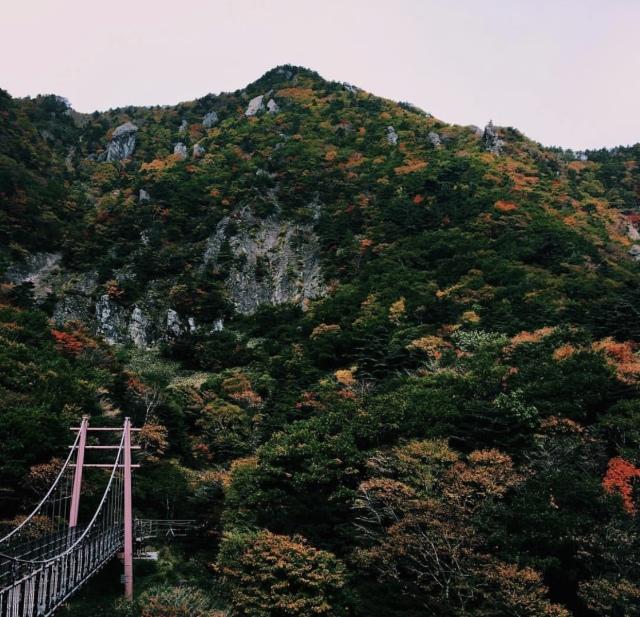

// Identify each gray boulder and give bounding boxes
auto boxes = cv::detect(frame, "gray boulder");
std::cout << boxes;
[483,121,504,154]
[267,99,280,114]
[202,111,218,128]
[173,142,188,160]
[427,131,442,147]
[128,307,153,348]
[104,122,138,161]
[166,309,182,337]
[386,126,398,146]
[245,95,265,117]
[193,143,205,158]
[95,294,128,344]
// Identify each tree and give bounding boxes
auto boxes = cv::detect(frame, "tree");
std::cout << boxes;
[218,530,350,617]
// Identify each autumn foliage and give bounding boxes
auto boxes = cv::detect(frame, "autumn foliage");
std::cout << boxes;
[219,530,349,616]
[592,338,640,385]
[602,456,640,514]
[50,323,97,357]
[494,200,518,212]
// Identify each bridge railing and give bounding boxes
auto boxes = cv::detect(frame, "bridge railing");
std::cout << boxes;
[134,519,200,541]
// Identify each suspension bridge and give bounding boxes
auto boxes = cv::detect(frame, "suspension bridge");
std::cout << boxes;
[0,417,196,617]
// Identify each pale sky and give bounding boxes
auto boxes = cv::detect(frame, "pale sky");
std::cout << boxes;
[3,0,640,150]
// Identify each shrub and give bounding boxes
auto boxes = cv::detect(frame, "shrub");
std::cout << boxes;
[219,530,350,616]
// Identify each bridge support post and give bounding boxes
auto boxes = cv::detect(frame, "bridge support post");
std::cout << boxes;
[123,417,134,599]
[69,415,89,531]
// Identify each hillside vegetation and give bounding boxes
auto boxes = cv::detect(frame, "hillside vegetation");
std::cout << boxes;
[1,65,640,616]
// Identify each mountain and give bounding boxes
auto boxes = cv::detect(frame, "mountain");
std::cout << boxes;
[1,65,640,616]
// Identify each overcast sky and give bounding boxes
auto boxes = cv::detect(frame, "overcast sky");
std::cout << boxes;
[3,0,639,150]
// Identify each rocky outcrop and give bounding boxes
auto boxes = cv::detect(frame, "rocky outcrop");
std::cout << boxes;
[5,252,62,299]
[202,111,218,128]
[193,143,205,158]
[267,99,280,114]
[92,294,199,348]
[95,294,128,344]
[427,131,442,147]
[103,122,138,161]
[139,189,151,202]
[245,95,265,117]
[483,121,504,154]
[166,309,182,337]
[52,271,98,325]
[43,268,201,348]
[203,206,325,314]
[630,245,640,262]
[65,146,76,172]
[386,126,398,145]
[128,307,153,347]
[178,119,188,134]
[173,142,188,160]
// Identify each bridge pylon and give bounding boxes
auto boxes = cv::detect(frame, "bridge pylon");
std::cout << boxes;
[69,416,140,599]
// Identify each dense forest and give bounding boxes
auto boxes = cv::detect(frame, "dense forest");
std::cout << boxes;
[1,65,640,616]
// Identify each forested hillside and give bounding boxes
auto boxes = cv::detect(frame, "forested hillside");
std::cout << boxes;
[1,65,640,616]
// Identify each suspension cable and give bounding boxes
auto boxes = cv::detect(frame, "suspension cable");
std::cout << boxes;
[0,430,125,564]
[0,429,81,546]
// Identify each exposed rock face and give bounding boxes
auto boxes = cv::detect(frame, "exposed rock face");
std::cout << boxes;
[245,95,265,117]
[128,307,153,347]
[5,252,62,299]
[483,121,504,154]
[203,206,325,314]
[193,143,205,158]
[104,122,138,161]
[266,99,280,114]
[139,189,151,202]
[202,111,218,128]
[65,146,76,172]
[173,142,188,160]
[630,245,640,261]
[44,268,200,348]
[386,126,399,145]
[178,119,188,134]
[166,309,182,337]
[427,131,442,147]
[95,294,128,344]
[52,271,98,325]
[166,309,199,336]
[92,293,198,347]
[628,224,640,241]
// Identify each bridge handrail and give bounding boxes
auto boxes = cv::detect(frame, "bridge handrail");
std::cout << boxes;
[0,430,81,547]
[0,430,125,565]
